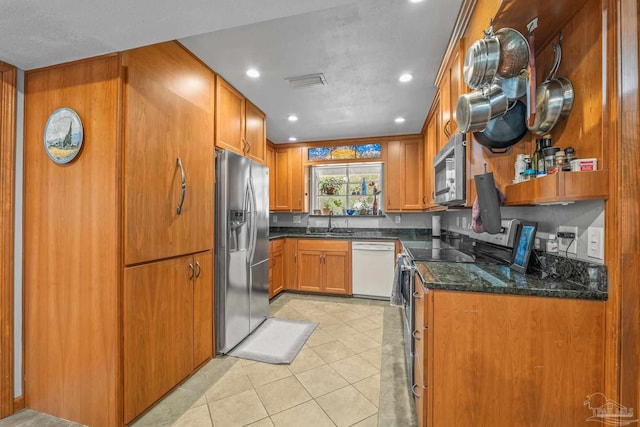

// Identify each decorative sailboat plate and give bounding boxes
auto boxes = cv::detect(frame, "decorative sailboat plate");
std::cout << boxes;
[43,108,83,164]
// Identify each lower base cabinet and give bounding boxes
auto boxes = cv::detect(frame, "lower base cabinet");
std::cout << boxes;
[124,251,213,423]
[269,239,285,298]
[297,239,351,295]
[413,286,605,427]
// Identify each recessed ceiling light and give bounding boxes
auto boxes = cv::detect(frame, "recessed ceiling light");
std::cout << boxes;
[246,68,260,78]
[395,117,406,123]
[288,137,297,142]
[288,115,298,122]
[399,73,413,83]
[409,0,424,3]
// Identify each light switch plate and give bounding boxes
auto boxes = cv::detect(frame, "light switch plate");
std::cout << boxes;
[394,215,401,224]
[293,215,301,224]
[272,215,277,224]
[558,225,578,254]
[587,227,604,259]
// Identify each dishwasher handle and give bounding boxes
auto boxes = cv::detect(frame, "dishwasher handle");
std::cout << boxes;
[352,242,395,251]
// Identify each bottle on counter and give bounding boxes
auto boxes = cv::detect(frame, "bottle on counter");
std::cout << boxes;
[532,139,543,177]
[361,177,366,195]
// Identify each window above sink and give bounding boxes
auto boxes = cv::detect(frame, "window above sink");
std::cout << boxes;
[310,163,383,216]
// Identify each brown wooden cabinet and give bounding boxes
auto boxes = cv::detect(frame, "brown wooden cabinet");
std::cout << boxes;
[266,142,276,211]
[385,139,424,211]
[122,43,215,266]
[124,251,212,424]
[413,286,605,427]
[215,76,245,154]
[284,238,299,290]
[245,100,266,164]
[24,42,216,427]
[437,38,465,145]
[423,108,440,209]
[269,239,285,298]
[274,146,305,212]
[297,239,350,295]
[215,76,266,164]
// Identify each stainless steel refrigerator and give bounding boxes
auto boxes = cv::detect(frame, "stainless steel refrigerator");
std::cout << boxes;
[215,149,269,354]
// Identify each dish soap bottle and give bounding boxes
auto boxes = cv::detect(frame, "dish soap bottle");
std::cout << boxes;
[361,177,367,195]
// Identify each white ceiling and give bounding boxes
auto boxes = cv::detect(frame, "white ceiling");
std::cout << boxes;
[1,0,463,143]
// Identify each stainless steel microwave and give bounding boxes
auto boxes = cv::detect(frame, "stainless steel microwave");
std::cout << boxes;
[433,133,466,206]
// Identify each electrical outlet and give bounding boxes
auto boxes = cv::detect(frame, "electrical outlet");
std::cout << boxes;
[456,217,460,227]
[587,227,604,259]
[461,217,467,229]
[558,225,578,254]
[293,215,301,224]
[395,215,401,224]
[272,215,277,224]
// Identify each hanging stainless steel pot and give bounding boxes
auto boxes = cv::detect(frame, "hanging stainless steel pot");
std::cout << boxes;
[494,28,530,79]
[456,84,508,133]
[474,100,528,153]
[464,37,500,89]
[464,27,529,89]
[527,40,572,135]
[496,70,528,100]
[557,76,574,118]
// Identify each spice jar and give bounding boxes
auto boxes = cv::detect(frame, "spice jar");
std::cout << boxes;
[543,147,560,174]
[563,147,575,171]
[555,150,566,172]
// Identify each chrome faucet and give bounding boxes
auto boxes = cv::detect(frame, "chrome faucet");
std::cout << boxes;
[328,211,334,232]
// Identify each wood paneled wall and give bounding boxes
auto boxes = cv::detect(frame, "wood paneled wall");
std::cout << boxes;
[614,0,640,412]
[0,62,17,418]
[24,55,121,427]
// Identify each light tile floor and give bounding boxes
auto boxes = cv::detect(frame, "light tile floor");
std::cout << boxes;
[0,293,415,427]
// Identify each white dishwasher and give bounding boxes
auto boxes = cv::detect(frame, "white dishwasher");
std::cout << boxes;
[352,241,396,298]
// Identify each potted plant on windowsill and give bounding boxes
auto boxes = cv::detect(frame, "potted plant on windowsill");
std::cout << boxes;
[321,199,332,215]
[319,176,344,195]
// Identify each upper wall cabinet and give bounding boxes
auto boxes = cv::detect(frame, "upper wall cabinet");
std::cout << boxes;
[273,146,305,212]
[215,76,266,164]
[386,139,424,211]
[245,100,267,164]
[437,38,465,150]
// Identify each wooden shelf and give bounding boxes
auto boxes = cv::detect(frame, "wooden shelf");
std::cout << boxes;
[503,170,608,205]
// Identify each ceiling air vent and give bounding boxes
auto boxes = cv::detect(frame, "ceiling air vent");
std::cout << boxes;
[285,73,327,88]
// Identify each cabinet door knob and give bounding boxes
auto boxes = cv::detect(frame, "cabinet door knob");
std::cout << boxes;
[188,263,194,280]
[413,291,423,299]
[412,330,421,340]
[176,157,187,215]
[195,261,201,278]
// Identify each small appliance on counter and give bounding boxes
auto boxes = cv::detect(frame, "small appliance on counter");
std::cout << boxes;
[433,133,466,206]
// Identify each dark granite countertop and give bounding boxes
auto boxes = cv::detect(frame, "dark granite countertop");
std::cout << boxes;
[268,228,607,300]
[413,255,607,301]
[269,227,431,242]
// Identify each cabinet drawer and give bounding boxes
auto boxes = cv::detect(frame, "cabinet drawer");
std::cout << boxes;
[270,239,284,253]
[297,239,349,252]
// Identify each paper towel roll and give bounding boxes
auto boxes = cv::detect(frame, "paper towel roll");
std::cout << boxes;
[432,215,441,237]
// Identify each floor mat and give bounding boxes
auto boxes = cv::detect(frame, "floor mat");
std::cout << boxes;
[228,317,318,364]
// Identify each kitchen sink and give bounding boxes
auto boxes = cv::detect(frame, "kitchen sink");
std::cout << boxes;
[306,230,354,237]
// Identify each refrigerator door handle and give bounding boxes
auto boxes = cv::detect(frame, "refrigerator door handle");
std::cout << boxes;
[247,177,258,263]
